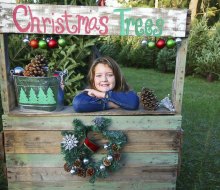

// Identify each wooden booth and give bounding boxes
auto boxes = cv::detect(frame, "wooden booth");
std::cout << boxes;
[0,3,190,190]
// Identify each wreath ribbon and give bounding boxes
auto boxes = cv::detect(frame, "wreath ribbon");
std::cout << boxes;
[84,137,100,152]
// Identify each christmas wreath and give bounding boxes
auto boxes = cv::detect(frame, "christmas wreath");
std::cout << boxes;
[61,117,127,183]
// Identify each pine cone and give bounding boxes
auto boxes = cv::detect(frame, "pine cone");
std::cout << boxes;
[140,87,159,111]
[23,55,47,77]
[86,167,95,176]
[77,168,86,177]
[64,163,71,172]
[103,158,111,167]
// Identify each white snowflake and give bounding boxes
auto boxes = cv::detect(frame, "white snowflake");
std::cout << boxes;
[61,134,79,151]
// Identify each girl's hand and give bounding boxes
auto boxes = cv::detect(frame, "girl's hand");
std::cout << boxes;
[84,89,105,98]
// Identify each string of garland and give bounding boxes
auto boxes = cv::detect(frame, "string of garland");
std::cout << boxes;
[61,117,127,183]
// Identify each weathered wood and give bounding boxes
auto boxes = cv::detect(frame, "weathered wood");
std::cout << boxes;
[172,38,188,114]
[0,3,189,37]
[6,153,178,168]
[0,132,5,160]
[4,130,181,154]
[0,34,16,113]
[9,106,176,116]
[7,167,177,182]
[8,181,176,190]
[2,115,182,130]
[0,131,7,182]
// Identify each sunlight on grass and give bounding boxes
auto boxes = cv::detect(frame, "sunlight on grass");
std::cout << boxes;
[122,67,220,189]
[122,67,174,100]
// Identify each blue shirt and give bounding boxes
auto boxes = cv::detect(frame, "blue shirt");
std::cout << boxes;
[73,90,139,112]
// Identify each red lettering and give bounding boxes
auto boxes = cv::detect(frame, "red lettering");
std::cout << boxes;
[28,6,43,33]
[99,16,109,35]
[12,5,109,35]
[55,18,65,34]
[76,15,89,34]
[42,17,51,33]
[13,5,30,32]
[62,11,76,34]
[89,17,100,33]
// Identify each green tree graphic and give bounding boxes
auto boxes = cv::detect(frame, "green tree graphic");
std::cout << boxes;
[29,88,38,104]
[46,87,56,104]
[19,87,29,104]
[37,87,47,104]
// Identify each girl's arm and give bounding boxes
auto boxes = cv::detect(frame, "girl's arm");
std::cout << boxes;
[105,90,139,110]
[73,90,139,113]
[73,92,107,112]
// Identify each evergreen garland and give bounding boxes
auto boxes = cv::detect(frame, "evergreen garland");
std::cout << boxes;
[61,117,127,183]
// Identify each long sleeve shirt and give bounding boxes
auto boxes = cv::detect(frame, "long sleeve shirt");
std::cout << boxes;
[73,90,139,113]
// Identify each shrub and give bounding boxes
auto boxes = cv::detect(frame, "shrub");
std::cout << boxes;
[156,47,176,73]
[186,18,209,75]
[194,23,220,81]
[100,36,158,68]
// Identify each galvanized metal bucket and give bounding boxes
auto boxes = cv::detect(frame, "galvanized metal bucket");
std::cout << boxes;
[14,76,60,111]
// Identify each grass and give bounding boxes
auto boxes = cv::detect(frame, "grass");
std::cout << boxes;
[122,67,220,190]
[0,68,220,189]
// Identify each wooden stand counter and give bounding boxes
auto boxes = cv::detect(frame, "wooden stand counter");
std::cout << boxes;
[3,108,182,190]
[0,3,190,190]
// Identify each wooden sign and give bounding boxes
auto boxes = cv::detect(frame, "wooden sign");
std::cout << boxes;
[0,3,189,37]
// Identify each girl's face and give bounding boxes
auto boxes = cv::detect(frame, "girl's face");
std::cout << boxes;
[94,63,116,92]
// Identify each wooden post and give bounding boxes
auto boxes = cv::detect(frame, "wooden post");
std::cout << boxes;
[172,38,188,114]
[0,34,16,114]
[0,131,7,181]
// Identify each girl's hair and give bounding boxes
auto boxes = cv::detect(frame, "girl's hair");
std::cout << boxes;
[87,56,130,91]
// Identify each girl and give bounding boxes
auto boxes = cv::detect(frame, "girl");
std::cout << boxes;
[73,56,139,112]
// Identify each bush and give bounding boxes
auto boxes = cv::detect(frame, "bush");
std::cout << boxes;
[156,47,176,73]
[186,18,209,75]
[99,36,158,68]
[194,23,220,81]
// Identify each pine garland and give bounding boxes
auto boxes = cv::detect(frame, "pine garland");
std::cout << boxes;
[61,117,127,183]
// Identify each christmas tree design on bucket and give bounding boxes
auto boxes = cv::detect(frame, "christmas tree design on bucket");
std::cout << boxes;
[18,87,56,105]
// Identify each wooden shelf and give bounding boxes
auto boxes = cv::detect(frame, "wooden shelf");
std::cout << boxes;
[8,106,176,116]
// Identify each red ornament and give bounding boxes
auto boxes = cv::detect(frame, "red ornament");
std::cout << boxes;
[29,39,39,49]
[156,39,166,49]
[48,39,58,48]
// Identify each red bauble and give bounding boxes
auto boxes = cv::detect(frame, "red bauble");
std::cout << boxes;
[156,39,166,49]
[48,39,58,48]
[29,39,39,49]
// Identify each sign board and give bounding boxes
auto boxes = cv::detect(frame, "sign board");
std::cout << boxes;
[0,3,188,37]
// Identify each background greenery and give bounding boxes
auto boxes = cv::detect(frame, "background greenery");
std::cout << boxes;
[123,68,220,190]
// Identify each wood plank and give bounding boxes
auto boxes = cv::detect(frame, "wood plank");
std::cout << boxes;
[0,3,188,37]
[172,38,188,114]
[0,132,5,160]
[4,130,181,154]
[7,167,177,182]
[9,106,175,116]
[2,115,182,131]
[0,34,16,113]
[6,153,178,168]
[8,181,176,190]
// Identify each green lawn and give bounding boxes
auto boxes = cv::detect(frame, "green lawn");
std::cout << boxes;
[0,68,220,189]
[122,67,220,190]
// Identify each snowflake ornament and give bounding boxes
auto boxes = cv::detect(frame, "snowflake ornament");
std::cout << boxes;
[61,134,79,151]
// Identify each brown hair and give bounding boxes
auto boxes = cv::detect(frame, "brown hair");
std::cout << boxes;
[87,56,130,91]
